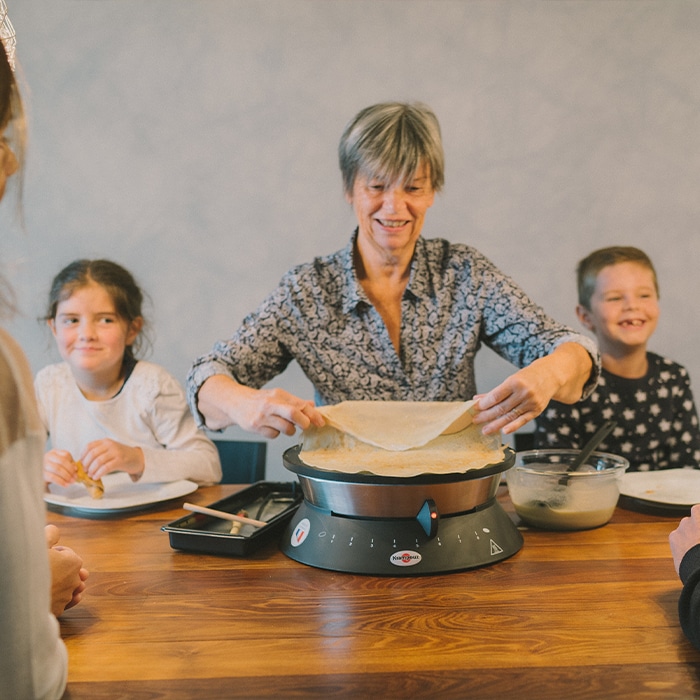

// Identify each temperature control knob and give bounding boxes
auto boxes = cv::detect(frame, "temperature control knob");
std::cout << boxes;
[416,499,439,538]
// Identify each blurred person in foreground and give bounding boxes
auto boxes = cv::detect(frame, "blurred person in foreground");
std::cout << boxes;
[670,505,700,650]
[0,10,87,699]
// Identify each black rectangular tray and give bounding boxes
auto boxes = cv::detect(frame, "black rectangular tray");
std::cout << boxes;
[162,481,302,556]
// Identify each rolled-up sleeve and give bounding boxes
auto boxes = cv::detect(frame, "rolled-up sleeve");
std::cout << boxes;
[551,333,601,400]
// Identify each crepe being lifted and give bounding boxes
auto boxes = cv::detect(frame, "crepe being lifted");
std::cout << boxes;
[299,400,506,477]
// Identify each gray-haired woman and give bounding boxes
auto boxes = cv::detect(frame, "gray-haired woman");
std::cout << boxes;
[187,102,599,439]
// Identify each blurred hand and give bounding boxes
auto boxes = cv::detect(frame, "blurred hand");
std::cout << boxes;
[45,525,88,617]
[670,504,700,575]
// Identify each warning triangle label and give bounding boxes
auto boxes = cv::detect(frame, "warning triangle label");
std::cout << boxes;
[490,539,504,556]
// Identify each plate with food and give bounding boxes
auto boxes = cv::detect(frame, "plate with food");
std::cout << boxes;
[618,468,700,513]
[44,470,198,517]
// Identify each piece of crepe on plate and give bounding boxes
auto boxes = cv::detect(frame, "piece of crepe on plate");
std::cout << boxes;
[299,400,506,477]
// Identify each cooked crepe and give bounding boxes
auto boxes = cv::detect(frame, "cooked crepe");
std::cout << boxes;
[314,400,477,451]
[300,401,505,477]
[75,460,105,499]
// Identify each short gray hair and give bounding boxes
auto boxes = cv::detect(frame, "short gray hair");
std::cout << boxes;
[338,102,445,195]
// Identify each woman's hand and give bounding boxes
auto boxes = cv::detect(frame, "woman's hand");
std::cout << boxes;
[670,504,700,575]
[80,439,145,480]
[45,525,88,617]
[198,375,325,438]
[43,449,77,487]
[471,365,552,435]
[472,342,593,435]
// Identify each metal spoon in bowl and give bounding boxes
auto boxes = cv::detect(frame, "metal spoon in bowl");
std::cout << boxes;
[558,420,617,485]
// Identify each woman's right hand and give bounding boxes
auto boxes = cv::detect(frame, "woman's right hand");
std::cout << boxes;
[197,375,325,438]
[43,449,77,487]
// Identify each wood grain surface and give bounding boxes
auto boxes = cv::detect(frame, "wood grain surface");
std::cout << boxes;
[49,485,700,700]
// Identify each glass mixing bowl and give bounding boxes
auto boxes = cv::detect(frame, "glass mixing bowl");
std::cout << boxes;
[506,449,629,531]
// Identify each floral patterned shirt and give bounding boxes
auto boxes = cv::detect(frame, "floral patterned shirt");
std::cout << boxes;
[187,232,599,425]
[534,352,700,471]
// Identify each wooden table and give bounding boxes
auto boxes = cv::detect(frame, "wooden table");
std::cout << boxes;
[50,484,700,699]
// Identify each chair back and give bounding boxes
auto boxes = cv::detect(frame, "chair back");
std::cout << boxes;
[513,432,535,453]
[212,439,267,484]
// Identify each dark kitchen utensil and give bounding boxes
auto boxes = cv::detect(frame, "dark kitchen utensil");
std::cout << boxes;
[558,420,617,485]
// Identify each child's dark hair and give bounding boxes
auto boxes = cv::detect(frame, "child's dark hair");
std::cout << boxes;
[45,259,151,360]
[577,246,659,310]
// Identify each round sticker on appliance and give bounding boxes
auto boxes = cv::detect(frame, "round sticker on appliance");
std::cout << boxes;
[390,550,422,567]
[290,518,311,547]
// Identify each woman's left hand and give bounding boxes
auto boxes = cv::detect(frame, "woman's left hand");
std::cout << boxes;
[471,362,554,435]
[471,342,593,435]
[80,439,145,480]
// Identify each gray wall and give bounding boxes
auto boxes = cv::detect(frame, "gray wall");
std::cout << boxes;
[5,1,700,480]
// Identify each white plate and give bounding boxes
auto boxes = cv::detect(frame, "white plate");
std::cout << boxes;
[44,472,198,515]
[619,469,700,507]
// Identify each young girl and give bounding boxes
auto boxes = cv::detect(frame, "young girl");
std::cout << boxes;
[37,259,221,488]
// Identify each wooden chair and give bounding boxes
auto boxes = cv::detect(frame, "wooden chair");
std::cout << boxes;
[212,439,267,484]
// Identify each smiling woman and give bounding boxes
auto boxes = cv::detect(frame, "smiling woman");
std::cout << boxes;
[347,164,435,352]
[348,165,435,261]
[187,101,600,443]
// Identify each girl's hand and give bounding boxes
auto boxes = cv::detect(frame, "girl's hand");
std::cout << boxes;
[43,449,77,487]
[80,439,145,481]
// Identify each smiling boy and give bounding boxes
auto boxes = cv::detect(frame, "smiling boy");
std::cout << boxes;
[534,246,700,471]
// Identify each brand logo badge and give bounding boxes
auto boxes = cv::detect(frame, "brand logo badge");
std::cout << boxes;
[390,550,422,567]
[291,518,310,547]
